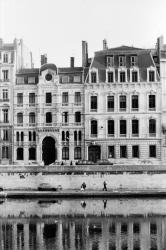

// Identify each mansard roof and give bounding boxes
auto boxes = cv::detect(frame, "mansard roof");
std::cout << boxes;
[17,68,39,75]
[58,67,83,74]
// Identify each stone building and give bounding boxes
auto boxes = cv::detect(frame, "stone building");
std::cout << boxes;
[0,38,33,164]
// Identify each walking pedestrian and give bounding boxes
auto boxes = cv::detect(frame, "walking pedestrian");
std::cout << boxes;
[103,181,107,191]
[81,182,86,191]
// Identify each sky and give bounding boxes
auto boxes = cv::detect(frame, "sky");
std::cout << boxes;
[0,0,166,67]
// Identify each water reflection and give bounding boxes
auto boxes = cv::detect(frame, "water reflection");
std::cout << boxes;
[0,198,165,249]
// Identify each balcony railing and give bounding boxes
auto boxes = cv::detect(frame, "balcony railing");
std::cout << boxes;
[149,107,156,111]
[131,108,139,111]
[91,134,98,138]
[90,109,97,112]
[107,133,114,137]
[132,133,139,137]
[120,133,126,137]
[149,133,156,137]
[107,108,114,112]
[119,108,126,112]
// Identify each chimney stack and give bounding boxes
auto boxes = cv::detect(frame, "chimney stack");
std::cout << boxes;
[41,54,47,66]
[82,41,88,67]
[70,57,74,68]
[103,39,108,50]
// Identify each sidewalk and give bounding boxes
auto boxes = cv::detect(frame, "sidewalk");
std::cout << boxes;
[1,188,166,198]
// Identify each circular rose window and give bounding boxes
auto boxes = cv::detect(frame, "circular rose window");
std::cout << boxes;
[45,73,52,81]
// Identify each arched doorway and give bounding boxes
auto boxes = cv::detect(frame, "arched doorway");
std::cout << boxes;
[42,137,56,165]
[88,145,101,163]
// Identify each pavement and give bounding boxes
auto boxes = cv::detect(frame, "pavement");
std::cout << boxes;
[1,188,166,198]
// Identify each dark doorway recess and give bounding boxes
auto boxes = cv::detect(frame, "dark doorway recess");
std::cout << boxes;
[42,137,56,165]
[88,145,101,163]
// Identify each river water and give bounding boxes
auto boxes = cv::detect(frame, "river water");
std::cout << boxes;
[0,198,166,249]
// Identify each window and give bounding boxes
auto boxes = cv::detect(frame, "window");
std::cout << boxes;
[29,112,35,126]
[16,132,19,142]
[120,120,126,136]
[62,112,68,125]
[119,56,125,67]
[29,131,36,142]
[132,119,139,136]
[75,112,81,124]
[107,72,114,83]
[2,146,9,159]
[17,93,23,106]
[131,56,136,66]
[73,76,81,82]
[3,109,8,123]
[91,120,98,137]
[132,95,139,111]
[132,145,139,158]
[132,71,138,82]
[74,147,81,159]
[62,147,69,160]
[29,131,32,141]
[133,223,140,234]
[107,96,114,112]
[62,92,68,106]
[17,148,24,160]
[119,95,126,111]
[3,53,8,63]
[149,119,156,136]
[120,71,126,82]
[29,93,35,106]
[149,71,155,82]
[2,70,9,81]
[108,146,115,158]
[91,96,97,111]
[33,131,36,141]
[91,72,97,83]
[108,120,114,136]
[46,92,52,105]
[120,145,127,158]
[62,76,69,83]
[29,147,36,160]
[21,132,24,142]
[107,56,114,67]
[75,92,81,105]
[46,112,52,124]
[3,89,8,101]
[17,113,23,126]
[149,145,156,158]
[28,77,35,84]
[150,223,157,234]
[149,95,156,110]
[3,129,8,141]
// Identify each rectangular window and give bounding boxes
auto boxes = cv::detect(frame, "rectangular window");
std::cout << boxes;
[132,145,139,158]
[132,120,139,136]
[107,96,114,111]
[132,95,139,111]
[108,120,114,136]
[46,92,52,105]
[119,56,125,67]
[29,113,35,126]
[107,56,114,67]
[3,129,9,141]
[28,77,35,84]
[120,120,126,136]
[62,112,68,125]
[62,147,69,160]
[132,71,138,82]
[108,146,115,158]
[150,223,157,234]
[74,147,81,159]
[149,95,156,110]
[131,56,136,66]
[91,96,97,111]
[74,92,81,105]
[133,223,140,234]
[2,146,9,159]
[17,77,24,85]
[149,145,156,158]
[62,92,68,106]
[3,53,8,63]
[62,76,69,83]
[120,145,127,158]
[91,72,97,83]
[3,109,8,123]
[120,72,126,82]
[149,71,155,82]
[17,93,23,106]
[2,70,9,81]
[73,76,81,82]
[107,72,114,83]
[29,93,35,106]
[3,89,8,101]
[91,120,98,137]
[119,95,126,111]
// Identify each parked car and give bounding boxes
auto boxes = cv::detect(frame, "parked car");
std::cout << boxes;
[76,160,95,165]
[38,183,57,191]
[96,159,113,165]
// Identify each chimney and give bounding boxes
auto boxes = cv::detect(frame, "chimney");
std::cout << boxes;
[70,57,74,68]
[41,54,47,66]
[82,41,88,67]
[103,39,108,50]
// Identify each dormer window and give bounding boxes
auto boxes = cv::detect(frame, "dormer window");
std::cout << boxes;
[107,56,114,67]
[3,53,8,63]
[91,72,97,83]
[119,56,125,67]
[131,56,136,67]
[149,71,155,82]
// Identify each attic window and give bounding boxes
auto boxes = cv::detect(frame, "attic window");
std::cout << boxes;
[91,72,97,83]
[149,71,155,82]
[131,56,136,66]
[107,56,114,67]
[62,76,69,83]
[73,76,81,82]
[119,56,125,67]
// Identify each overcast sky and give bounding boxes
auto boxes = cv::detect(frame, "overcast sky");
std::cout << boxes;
[0,0,166,67]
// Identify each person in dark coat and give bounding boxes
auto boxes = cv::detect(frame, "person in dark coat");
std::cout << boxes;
[103,181,107,191]
[81,182,86,191]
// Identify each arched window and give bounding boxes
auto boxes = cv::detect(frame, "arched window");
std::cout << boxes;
[46,112,52,124]
[74,131,77,142]
[21,132,24,141]
[17,113,23,126]
[17,147,24,160]
[91,120,97,137]
[16,131,19,141]
[29,147,36,160]
[62,131,65,141]
[74,147,81,160]
[62,147,69,160]
[33,131,36,141]
[149,119,156,135]
[29,112,35,126]
[2,146,9,159]
[29,131,32,141]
